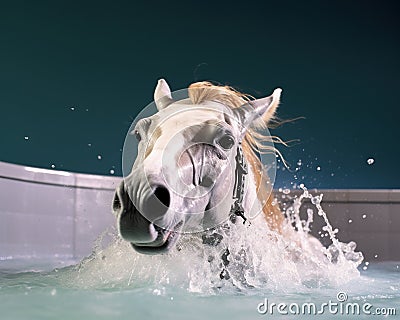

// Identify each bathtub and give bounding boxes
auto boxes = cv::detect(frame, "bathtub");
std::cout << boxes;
[0,160,399,261]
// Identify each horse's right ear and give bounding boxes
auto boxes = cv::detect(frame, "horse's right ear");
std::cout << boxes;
[154,79,175,110]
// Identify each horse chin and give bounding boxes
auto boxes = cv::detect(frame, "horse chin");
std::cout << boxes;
[130,221,183,255]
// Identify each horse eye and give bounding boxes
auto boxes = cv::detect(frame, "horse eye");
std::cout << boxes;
[217,134,235,150]
[134,130,141,142]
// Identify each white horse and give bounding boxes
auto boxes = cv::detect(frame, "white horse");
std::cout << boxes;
[112,79,318,255]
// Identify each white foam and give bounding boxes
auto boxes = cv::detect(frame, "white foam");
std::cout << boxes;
[63,185,363,293]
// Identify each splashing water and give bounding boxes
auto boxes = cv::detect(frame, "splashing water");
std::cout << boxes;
[61,185,363,294]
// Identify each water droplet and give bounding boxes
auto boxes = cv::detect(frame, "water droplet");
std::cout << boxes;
[365,261,369,266]
[367,158,375,165]
[110,169,115,175]
[51,289,57,296]
[311,195,321,205]
[51,164,55,169]
[152,289,162,295]
[282,188,290,195]
[374,254,378,258]
[316,166,321,171]
[88,143,92,147]
[24,136,29,140]
[331,173,335,177]
[97,155,102,160]
[70,107,75,111]
[348,219,353,223]
[362,214,367,219]
[362,266,368,271]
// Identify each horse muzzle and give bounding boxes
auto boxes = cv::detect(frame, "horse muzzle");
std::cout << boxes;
[112,180,183,254]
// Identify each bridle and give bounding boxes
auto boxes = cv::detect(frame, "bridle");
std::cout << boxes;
[201,143,250,280]
[202,142,249,245]
[229,143,249,224]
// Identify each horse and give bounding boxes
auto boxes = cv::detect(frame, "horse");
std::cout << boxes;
[112,79,311,255]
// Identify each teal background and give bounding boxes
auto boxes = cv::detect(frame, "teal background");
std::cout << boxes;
[0,0,398,188]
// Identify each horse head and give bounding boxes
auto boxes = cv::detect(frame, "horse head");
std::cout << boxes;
[112,79,281,254]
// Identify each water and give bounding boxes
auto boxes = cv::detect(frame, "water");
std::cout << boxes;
[1,188,399,319]
[0,258,399,320]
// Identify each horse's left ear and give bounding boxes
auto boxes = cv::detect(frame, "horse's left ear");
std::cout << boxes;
[233,88,282,135]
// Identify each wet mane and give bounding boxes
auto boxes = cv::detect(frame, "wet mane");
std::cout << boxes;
[188,82,284,231]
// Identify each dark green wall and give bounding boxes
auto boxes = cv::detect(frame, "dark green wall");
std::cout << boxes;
[0,0,399,188]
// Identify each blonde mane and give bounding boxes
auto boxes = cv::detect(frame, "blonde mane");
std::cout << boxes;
[188,82,284,232]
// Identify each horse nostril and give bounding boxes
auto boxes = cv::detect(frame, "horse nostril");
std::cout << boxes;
[153,186,170,208]
[113,192,122,212]
[113,181,132,216]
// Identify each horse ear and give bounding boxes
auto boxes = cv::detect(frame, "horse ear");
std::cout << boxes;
[154,79,175,111]
[233,88,282,135]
